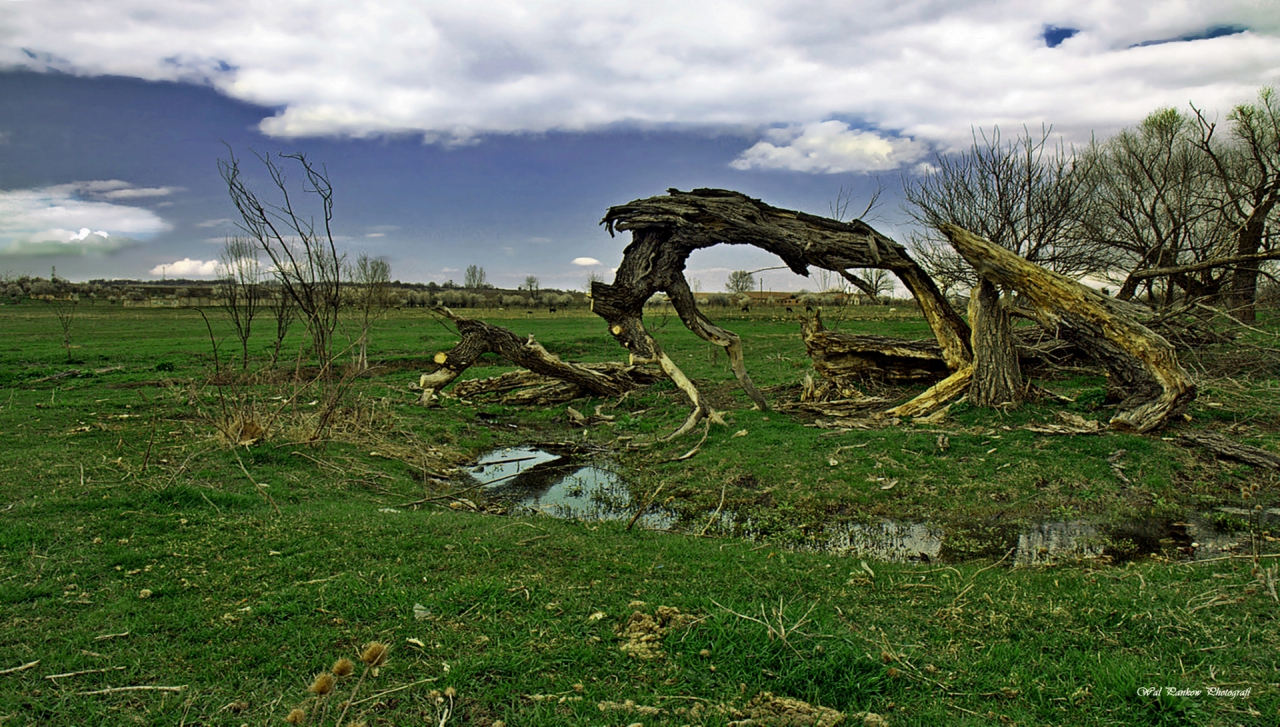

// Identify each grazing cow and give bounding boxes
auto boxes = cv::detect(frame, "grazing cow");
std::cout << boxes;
[805,305,814,313]
[740,305,750,313]
[526,310,533,315]
[785,307,793,313]
[549,307,557,314]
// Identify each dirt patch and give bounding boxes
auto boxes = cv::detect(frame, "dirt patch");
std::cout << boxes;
[727,692,888,727]
[616,604,696,660]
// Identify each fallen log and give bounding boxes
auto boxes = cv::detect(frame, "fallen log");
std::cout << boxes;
[942,224,1196,432]
[1180,432,1280,470]
[448,365,663,405]
[419,307,653,404]
[800,312,950,385]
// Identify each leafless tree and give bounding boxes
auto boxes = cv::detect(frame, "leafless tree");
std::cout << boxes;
[1194,87,1280,321]
[827,183,890,299]
[348,252,392,372]
[216,236,264,369]
[523,275,540,300]
[266,281,296,369]
[1077,108,1227,305]
[726,269,756,294]
[904,125,1101,291]
[51,296,76,362]
[218,149,344,372]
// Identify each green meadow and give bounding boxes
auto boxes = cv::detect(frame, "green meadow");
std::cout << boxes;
[0,300,1276,726]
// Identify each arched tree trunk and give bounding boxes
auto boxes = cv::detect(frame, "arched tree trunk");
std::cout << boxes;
[596,189,972,434]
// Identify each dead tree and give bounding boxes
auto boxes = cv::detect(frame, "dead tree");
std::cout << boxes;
[419,307,656,404]
[595,188,971,436]
[801,311,950,385]
[967,278,1024,407]
[942,224,1196,432]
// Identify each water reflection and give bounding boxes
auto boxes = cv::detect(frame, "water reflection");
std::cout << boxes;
[467,446,1266,564]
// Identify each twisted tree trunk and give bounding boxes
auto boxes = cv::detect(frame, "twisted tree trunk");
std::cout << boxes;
[942,224,1195,432]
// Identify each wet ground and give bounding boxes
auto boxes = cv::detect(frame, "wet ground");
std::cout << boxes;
[466,445,1276,564]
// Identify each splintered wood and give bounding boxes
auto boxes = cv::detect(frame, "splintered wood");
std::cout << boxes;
[942,224,1196,432]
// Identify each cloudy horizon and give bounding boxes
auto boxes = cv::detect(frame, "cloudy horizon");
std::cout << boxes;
[1,1,1278,292]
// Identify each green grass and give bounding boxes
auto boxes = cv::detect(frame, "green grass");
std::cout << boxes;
[1,300,1278,725]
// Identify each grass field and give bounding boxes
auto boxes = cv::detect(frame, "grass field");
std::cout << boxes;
[1,300,1277,725]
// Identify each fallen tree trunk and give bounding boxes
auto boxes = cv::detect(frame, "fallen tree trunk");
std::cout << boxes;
[448,364,663,405]
[942,224,1196,432]
[800,312,950,385]
[419,307,653,404]
[1179,432,1280,470]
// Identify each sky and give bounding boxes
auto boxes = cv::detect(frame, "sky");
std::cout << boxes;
[1,1,1278,293]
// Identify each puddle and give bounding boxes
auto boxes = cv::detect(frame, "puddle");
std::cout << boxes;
[468,446,673,529]
[466,446,1273,564]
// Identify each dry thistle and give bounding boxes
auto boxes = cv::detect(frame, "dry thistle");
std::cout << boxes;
[331,658,355,677]
[285,707,306,724]
[360,642,389,667]
[308,672,336,696]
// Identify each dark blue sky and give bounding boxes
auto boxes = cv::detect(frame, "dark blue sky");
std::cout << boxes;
[0,69,887,290]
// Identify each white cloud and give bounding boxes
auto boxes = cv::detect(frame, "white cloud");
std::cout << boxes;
[571,257,601,266]
[149,258,220,277]
[731,121,928,173]
[1,1,1278,157]
[69,228,109,241]
[364,232,385,238]
[196,218,232,228]
[98,186,181,200]
[0,182,172,256]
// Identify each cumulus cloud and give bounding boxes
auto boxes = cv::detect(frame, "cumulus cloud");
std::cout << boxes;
[149,258,220,277]
[0,182,172,256]
[1,1,1278,155]
[571,257,601,266]
[731,121,928,173]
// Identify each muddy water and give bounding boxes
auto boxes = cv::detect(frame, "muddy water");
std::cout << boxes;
[467,446,1270,564]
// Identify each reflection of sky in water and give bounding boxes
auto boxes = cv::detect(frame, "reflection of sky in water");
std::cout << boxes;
[469,448,1261,563]
[469,446,672,529]
[469,446,560,486]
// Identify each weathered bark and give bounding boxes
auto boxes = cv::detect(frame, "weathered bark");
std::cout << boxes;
[596,188,972,434]
[967,278,1024,408]
[419,307,650,404]
[801,312,950,385]
[449,364,663,405]
[942,224,1196,432]
[1180,432,1280,470]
